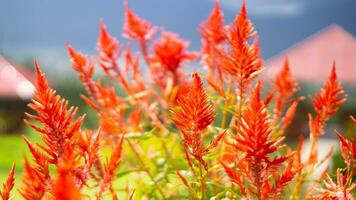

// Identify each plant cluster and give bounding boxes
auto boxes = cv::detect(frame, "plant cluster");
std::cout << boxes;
[1,1,355,199]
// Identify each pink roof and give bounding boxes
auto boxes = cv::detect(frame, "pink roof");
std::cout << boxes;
[0,56,35,99]
[264,25,356,84]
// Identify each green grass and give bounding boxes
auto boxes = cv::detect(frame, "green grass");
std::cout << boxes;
[0,125,184,199]
[0,126,40,198]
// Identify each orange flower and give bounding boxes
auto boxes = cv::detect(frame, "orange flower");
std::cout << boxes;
[172,73,225,168]
[0,163,15,200]
[220,2,263,97]
[335,115,356,168]
[273,57,299,99]
[234,82,282,160]
[151,31,198,73]
[67,43,97,98]
[172,73,215,133]
[24,60,86,164]
[199,0,226,83]
[123,0,157,42]
[273,57,302,130]
[19,158,47,200]
[97,135,125,200]
[98,21,120,61]
[313,169,355,199]
[199,0,225,44]
[310,63,346,137]
[52,168,82,200]
[223,82,294,199]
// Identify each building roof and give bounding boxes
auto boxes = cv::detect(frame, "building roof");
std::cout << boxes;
[0,56,35,99]
[264,25,356,84]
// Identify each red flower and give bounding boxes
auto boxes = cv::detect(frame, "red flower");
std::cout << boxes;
[172,73,215,133]
[220,2,263,97]
[123,0,157,42]
[151,31,198,73]
[222,82,293,199]
[172,73,225,168]
[272,57,302,130]
[310,63,346,137]
[24,60,86,164]
[199,0,225,44]
[0,164,15,200]
[98,21,120,61]
[52,168,83,200]
[273,57,299,99]
[67,43,97,98]
[313,169,356,200]
[199,0,226,82]
[335,115,356,168]
[19,158,47,200]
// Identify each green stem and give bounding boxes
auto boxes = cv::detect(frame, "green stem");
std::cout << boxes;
[127,140,167,199]
[199,162,206,200]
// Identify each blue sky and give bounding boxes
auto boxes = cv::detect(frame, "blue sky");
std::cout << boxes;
[0,0,355,72]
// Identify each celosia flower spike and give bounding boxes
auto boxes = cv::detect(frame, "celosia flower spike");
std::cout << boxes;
[19,158,46,200]
[173,73,215,132]
[273,57,299,99]
[233,0,254,40]
[0,163,15,200]
[335,115,356,168]
[98,135,125,199]
[234,82,282,160]
[98,21,119,60]
[172,73,222,168]
[199,0,225,44]
[25,60,85,163]
[97,21,131,92]
[313,169,356,199]
[273,57,302,130]
[151,31,198,73]
[310,62,346,137]
[220,1,263,98]
[223,82,294,199]
[123,0,157,42]
[67,44,97,98]
[199,0,226,82]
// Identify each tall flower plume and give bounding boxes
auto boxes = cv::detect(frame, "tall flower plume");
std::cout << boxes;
[20,61,99,199]
[123,0,157,59]
[310,63,346,137]
[273,57,302,131]
[24,61,85,164]
[98,21,120,66]
[199,0,226,83]
[123,0,157,41]
[220,1,263,98]
[222,82,296,199]
[172,73,225,168]
[67,44,97,98]
[68,42,126,137]
[0,164,15,200]
[313,169,356,200]
[335,115,356,168]
[199,0,225,44]
[293,63,347,198]
[19,158,47,200]
[151,31,198,74]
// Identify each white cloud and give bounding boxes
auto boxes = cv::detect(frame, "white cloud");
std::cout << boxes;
[218,0,305,17]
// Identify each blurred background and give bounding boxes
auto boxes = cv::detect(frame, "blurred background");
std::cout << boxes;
[0,0,355,189]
